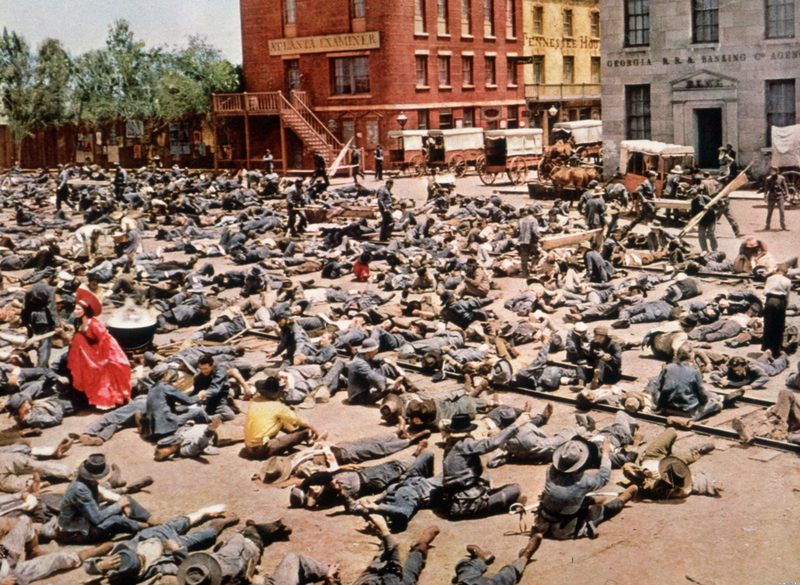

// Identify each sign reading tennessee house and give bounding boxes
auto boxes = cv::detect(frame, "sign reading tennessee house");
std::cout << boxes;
[269,32,380,56]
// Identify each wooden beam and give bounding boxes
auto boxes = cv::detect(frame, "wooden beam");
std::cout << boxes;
[541,228,603,250]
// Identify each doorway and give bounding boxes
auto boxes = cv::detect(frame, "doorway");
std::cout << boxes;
[694,108,722,169]
[284,60,300,92]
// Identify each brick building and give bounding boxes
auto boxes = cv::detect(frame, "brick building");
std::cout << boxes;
[601,0,800,176]
[522,0,602,142]
[218,0,528,172]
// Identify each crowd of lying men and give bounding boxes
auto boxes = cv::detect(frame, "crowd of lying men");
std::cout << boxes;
[0,156,796,585]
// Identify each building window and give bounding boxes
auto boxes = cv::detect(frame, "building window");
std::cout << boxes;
[626,84,651,139]
[416,55,429,86]
[563,9,573,36]
[532,6,544,35]
[766,0,795,38]
[332,56,370,95]
[439,56,451,86]
[507,105,519,129]
[352,0,366,19]
[462,56,474,86]
[766,79,796,146]
[418,109,429,129]
[506,0,516,37]
[438,0,450,35]
[484,0,495,37]
[591,12,600,38]
[415,0,428,34]
[485,56,496,85]
[562,56,574,84]
[625,0,650,47]
[532,55,545,84]
[591,57,601,84]
[507,58,517,86]
[692,0,718,42]
[284,0,297,23]
[462,0,473,35]
[463,107,475,127]
[440,108,454,129]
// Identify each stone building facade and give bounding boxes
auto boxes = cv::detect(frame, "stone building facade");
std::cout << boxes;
[239,0,527,170]
[522,0,602,140]
[600,0,800,175]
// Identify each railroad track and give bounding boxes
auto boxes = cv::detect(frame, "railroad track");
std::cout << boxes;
[396,359,800,455]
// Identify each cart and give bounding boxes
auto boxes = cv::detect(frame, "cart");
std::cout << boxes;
[387,130,429,176]
[770,123,800,206]
[424,128,485,178]
[619,140,695,197]
[552,120,603,164]
[477,128,544,185]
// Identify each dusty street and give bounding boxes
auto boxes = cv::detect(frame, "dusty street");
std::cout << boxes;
[7,173,800,585]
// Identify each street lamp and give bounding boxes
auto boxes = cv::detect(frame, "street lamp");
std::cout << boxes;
[397,112,408,129]
[548,105,558,118]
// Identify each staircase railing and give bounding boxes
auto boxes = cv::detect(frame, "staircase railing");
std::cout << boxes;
[289,91,343,153]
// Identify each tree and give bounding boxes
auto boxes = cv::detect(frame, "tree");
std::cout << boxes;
[0,29,72,161]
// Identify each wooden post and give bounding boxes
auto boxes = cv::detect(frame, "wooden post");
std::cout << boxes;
[243,92,251,171]
[279,92,288,176]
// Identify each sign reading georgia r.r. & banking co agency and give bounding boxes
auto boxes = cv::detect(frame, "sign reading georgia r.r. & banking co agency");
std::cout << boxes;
[605,45,800,69]
[269,32,381,56]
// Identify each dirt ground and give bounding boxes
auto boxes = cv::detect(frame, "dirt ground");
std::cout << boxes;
[10,173,800,585]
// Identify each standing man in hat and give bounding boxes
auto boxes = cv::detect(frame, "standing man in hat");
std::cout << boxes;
[20,269,62,368]
[347,338,402,405]
[57,454,151,543]
[263,149,274,175]
[689,188,718,253]
[718,144,737,184]
[517,205,541,280]
[588,326,622,388]
[373,144,384,181]
[55,163,73,212]
[662,165,683,199]
[764,166,789,231]
[441,411,531,519]
[584,188,606,230]
[377,179,394,242]
[112,162,128,202]
[532,437,637,539]
[762,263,792,356]
[312,150,329,188]
[351,144,365,182]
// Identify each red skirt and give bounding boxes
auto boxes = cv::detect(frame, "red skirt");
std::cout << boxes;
[67,318,131,410]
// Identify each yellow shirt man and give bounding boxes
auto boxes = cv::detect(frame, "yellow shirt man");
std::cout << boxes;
[244,396,306,449]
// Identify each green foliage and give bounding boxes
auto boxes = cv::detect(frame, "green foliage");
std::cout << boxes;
[0,20,242,137]
[0,29,72,151]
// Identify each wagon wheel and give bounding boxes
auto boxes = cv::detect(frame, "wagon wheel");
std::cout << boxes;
[447,153,468,178]
[507,157,528,186]
[476,156,497,185]
[783,171,800,206]
[409,154,426,177]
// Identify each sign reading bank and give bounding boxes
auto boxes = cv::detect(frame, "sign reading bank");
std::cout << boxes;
[269,32,381,56]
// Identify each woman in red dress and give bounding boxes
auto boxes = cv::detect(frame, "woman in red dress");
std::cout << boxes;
[67,289,131,409]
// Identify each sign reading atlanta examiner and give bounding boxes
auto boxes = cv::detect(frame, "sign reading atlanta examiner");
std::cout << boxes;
[269,32,381,56]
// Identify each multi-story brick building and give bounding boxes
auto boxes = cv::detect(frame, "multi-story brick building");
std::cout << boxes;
[601,0,799,176]
[522,0,602,142]
[217,0,529,171]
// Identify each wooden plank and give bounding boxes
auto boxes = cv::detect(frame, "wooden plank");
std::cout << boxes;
[327,137,354,176]
[541,228,603,251]
[653,199,691,211]
[678,164,752,238]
